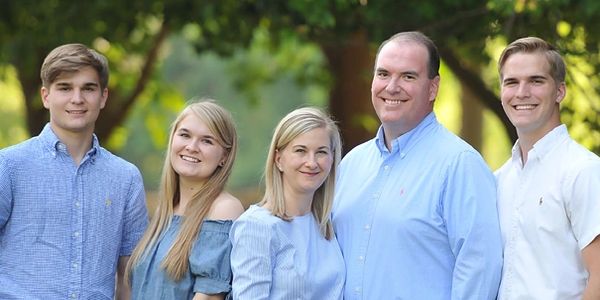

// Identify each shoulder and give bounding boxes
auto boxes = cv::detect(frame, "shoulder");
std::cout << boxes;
[207,191,245,220]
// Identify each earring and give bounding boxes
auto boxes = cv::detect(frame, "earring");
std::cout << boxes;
[219,161,225,167]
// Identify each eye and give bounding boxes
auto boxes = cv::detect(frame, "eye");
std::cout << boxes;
[83,86,96,91]
[294,148,306,153]
[177,132,190,138]
[201,138,214,145]
[58,86,71,91]
[376,71,389,79]
[317,149,330,155]
[402,74,417,81]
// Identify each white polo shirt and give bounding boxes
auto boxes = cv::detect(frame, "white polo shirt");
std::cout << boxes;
[495,125,600,300]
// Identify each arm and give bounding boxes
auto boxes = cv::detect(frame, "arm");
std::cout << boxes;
[0,154,12,229]
[583,236,600,300]
[115,256,131,300]
[443,152,503,300]
[230,216,274,300]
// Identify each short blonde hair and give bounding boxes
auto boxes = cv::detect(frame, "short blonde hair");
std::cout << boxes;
[498,36,566,83]
[261,107,342,240]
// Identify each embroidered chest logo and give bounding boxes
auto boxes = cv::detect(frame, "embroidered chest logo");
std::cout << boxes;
[105,199,112,207]
[538,197,543,206]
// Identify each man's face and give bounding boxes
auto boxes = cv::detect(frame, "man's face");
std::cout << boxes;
[371,41,439,140]
[41,66,107,138]
[500,52,565,140]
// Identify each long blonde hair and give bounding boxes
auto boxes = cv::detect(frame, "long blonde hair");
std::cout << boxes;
[260,107,342,240]
[126,99,237,281]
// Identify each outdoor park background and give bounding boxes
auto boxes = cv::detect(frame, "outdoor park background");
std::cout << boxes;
[1,0,600,208]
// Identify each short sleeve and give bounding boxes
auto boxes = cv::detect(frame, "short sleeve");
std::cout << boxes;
[190,220,234,295]
[565,160,600,250]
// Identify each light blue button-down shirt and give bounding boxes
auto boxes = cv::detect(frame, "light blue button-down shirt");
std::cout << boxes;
[333,113,502,300]
[0,123,148,299]
[231,205,345,299]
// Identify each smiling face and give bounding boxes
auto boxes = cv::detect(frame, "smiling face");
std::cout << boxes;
[275,127,333,201]
[169,113,227,187]
[41,66,107,139]
[500,52,565,142]
[371,40,440,143]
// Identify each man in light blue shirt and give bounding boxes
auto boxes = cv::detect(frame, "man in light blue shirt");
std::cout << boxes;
[0,43,148,299]
[332,31,503,299]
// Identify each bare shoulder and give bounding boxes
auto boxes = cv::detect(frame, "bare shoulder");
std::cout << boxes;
[207,191,245,220]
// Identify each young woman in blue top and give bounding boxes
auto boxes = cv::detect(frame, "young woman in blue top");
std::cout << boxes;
[230,107,345,299]
[126,100,244,300]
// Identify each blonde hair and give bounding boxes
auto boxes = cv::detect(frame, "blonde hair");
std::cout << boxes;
[260,107,342,240]
[126,99,237,281]
[498,36,566,83]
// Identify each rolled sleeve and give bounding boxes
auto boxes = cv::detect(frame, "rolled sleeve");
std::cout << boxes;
[119,168,148,256]
[190,220,234,295]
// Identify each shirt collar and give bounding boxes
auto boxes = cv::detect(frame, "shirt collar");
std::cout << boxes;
[39,123,100,158]
[512,124,569,165]
[375,112,437,155]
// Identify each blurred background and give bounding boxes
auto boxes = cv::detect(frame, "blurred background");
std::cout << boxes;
[1,0,599,209]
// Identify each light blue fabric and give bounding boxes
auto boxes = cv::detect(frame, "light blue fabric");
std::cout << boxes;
[0,123,148,300]
[332,112,503,300]
[131,217,233,300]
[230,205,345,300]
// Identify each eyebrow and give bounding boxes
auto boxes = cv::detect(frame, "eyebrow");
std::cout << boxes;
[176,127,216,139]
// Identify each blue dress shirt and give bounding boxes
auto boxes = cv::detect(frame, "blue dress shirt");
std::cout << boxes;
[131,217,233,299]
[332,113,502,300]
[0,124,148,299]
[230,205,345,299]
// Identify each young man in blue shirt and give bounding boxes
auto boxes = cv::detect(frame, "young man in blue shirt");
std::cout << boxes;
[0,43,148,299]
[332,31,503,299]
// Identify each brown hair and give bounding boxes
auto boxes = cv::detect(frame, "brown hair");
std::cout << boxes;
[375,31,440,79]
[40,43,109,89]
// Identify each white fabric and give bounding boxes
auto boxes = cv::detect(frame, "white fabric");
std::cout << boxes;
[495,124,600,300]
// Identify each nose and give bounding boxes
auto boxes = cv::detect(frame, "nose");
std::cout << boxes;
[304,153,318,169]
[515,83,530,99]
[184,140,200,152]
[385,76,402,93]
[70,88,84,104]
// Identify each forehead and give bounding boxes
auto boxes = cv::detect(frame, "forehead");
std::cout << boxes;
[52,66,100,85]
[289,127,330,147]
[376,41,429,70]
[177,113,212,134]
[502,52,551,78]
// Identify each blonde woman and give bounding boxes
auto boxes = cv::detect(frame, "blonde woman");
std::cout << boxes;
[230,107,345,299]
[126,100,244,299]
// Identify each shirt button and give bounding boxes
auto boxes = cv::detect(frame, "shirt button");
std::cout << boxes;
[75,202,80,208]
[73,263,78,268]
[70,293,76,298]
[358,255,364,261]
[354,287,361,293]
[364,224,370,230]
[74,231,80,237]
[383,165,389,170]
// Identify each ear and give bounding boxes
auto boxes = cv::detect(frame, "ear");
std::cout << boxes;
[274,149,283,172]
[100,87,108,109]
[556,82,566,104]
[428,75,440,102]
[41,86,50,109]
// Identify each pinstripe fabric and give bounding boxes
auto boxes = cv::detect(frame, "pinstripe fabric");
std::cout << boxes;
[230,205,344,299]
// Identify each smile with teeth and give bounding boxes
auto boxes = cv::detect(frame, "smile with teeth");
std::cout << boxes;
[181,155,200,163]
[383,98,405,104]
[67,110,86,114]
[514,104,537,110]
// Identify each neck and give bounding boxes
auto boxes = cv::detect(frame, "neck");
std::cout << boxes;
[282,189,313,217]
[175,180,204,215]
[516,122,561,165]
[51,124,94,166]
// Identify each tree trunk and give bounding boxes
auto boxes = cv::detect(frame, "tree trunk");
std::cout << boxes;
[321,30,377,155]
[459,81,483,150]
